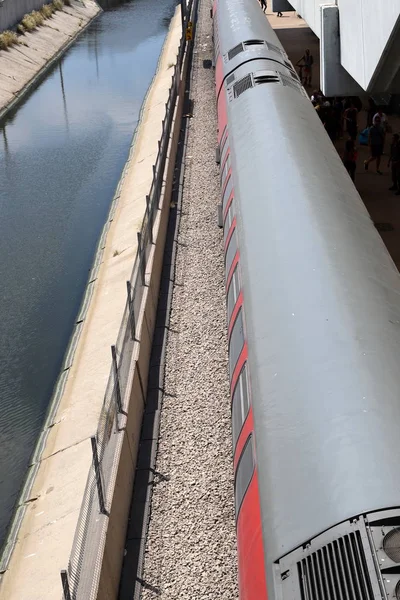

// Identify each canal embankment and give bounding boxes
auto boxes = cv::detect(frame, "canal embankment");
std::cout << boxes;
[0,0,100,118]
[0,4,186,599]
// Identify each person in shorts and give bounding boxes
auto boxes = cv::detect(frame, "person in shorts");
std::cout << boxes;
[297,49,313,86]
[364,117,385,174]
[343,103,358,141]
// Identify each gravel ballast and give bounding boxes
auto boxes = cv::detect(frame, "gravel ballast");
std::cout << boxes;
[140,1,239,598]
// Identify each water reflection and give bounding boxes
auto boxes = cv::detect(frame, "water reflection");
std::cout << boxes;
[0,0,178,546]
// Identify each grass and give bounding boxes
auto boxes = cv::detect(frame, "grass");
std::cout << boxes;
[113,250,120,257]
[0,30,19,50]
[52,0,64,10]
[0,0,67,51]
[21,14,37,31]
[31,11,45,26]
[40,4,54,18]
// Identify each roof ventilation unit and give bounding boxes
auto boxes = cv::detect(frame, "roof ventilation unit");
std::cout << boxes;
[253,71,280,86]
[243,39,265,47]
[227,43,244,61]
[232,74,253,98]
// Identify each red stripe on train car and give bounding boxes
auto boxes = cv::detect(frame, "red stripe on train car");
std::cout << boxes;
[217,78,228,139]
[225,216,237,253]
[233,407,254,472]
[221,167,232,200]
[228,289,243,340]
[221,147,230,174]
[231,343,248,395]
[237,469,268,600]
[226,251,239,290]
[224,190,234,223]
[226,252,239,290]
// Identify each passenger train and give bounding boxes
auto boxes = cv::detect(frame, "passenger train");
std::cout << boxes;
[212,0,400,599]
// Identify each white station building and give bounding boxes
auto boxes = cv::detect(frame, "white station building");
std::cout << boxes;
[272,0,400,96]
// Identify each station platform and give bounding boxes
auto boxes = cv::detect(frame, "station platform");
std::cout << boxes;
[267,8,400,271]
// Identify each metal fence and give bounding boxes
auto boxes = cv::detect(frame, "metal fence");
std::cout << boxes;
[61,6,191,598]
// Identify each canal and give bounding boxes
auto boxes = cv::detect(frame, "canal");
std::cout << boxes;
[0,0,177,546]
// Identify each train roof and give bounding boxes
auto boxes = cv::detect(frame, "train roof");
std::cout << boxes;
[225,68,400,561]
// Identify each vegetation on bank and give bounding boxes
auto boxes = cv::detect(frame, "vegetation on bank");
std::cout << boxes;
[0,0,72,50]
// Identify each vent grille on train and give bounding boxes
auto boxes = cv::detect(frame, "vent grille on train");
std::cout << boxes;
[244,39,265,47]
[283,60,299,80]
[253,74,280,85]
[233,74,253,98]
[382,528,400,563]
[280,73,302,93]
[226,73,235,86]
[230,71,303,100]
[228,43,244,61]
[297,532,375,600]
[225,39,285,62]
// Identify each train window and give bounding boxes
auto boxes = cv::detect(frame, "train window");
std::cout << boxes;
[225,228,237,281]
[220,142,230,174]
[227,266,239,323]
[229,308,244,381]
[219,127,228,159]
[235,435,254,519]
[232,366,250,450]
[222,176,233,213]
[224,200,234,244]
[220,153,231,185]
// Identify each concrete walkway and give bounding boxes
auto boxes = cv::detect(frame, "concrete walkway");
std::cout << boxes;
[266,7,400,273]
[0,9,182,600]
[0,0,100,116]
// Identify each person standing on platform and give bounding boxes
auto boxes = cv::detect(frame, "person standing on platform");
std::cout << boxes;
[373,109,390,150]
[367,98,377,127]
[297,49,313,86]
[373,109,388,128]
[260,0,267,13]
[276,10,283,16]
[388,133,400,195]
[343,103,358,141]
[364,117,385,175]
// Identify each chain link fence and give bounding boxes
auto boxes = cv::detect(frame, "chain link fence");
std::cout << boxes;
[61,6,191,598]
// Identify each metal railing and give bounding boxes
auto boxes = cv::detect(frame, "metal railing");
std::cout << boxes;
[61,6,191,598]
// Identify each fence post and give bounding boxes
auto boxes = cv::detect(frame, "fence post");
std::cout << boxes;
[126,281,136,340]
[90,437,107,515]
[146,195,153,243]
[137,231,145,285]
[175,65,180,95]
[111,345,123,413]
[61,570,72,600]
[181,0,186,32]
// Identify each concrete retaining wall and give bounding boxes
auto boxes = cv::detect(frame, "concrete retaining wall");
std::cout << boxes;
[93,40,190,600]
[0,0,54,31]
[0,0,101,117]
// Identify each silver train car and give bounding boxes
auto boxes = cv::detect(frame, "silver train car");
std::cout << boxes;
[212,0,400,599]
